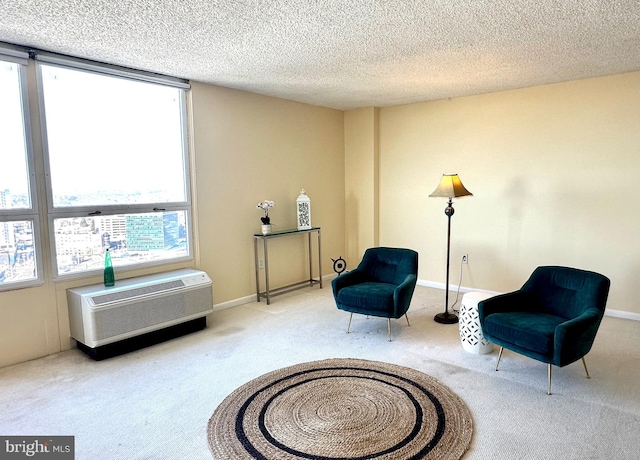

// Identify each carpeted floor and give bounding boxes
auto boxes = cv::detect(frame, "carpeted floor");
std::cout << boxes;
[1,285,639,459]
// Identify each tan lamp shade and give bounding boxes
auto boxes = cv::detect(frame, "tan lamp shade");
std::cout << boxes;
[429,174,473,198]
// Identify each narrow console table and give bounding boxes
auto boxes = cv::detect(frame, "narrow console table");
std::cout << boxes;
[253,227,322,304]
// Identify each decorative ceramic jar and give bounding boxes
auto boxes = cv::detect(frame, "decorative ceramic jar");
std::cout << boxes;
[459,292,494,354]
[296,189,311,230]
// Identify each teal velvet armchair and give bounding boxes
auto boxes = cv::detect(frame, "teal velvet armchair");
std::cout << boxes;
[478,266,610,394]
[332,247,418,341]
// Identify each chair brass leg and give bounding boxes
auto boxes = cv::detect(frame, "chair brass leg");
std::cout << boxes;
[388,318,392,342]
[347,313,353,334]
[548,364,552,395]
[405,313,411,327]
[495,347,504,371]
[582,357,591,379]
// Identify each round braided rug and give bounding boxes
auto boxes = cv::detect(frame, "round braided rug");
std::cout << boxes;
[207,358,473,459]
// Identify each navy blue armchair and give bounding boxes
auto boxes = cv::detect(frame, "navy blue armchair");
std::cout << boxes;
[332,247,418,341]
[478,266,610,394]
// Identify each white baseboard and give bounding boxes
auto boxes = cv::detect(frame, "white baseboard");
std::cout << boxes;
[324,273,338,283]
[214,277,640,322]
[604,309,640,321]
[213,273,337,312]
[417,279,502,297]
[417,279,640,322]
[213,294,256,312]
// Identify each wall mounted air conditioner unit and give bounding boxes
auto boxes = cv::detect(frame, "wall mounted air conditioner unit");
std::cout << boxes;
[67,269,213,360]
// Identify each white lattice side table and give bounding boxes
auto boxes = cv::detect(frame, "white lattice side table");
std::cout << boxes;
[459,291,495,354]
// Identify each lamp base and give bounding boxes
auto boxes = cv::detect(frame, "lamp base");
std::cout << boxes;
[434,311,459,324]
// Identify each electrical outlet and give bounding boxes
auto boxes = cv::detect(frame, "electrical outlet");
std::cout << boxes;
[461,253,468,264]
[259,259,265,269]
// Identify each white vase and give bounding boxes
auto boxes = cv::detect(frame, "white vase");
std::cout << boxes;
[261,224,272,235]
[296,189,312,230]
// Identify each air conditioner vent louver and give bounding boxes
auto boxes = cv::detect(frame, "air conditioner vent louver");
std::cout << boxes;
[67,269,213,350]
[91,280,185,305]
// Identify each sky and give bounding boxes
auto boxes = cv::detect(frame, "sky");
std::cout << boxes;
[41,64,187,204]
[1,60,188,207]
[0,61,30,198]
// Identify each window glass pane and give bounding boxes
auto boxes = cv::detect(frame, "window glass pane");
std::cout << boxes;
[40,65,187,208]
[0,60,31,210]
[53,211,188,275]
[0,220,37,285]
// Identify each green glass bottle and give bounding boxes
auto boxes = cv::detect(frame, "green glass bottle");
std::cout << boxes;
[104,249,115,287]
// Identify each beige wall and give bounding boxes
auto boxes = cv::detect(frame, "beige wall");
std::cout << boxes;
[344,107,379,265]
[190,82,345,304]
[376,72,640,314]
[1,68,637,369]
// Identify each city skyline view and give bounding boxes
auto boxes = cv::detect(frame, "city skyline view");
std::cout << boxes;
[1,188,188,285]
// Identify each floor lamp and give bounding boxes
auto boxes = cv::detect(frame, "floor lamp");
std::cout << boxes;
[429,174,473,324]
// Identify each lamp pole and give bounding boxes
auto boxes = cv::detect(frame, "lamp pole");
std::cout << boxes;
[429,173,472,324]
[434,197,458,324]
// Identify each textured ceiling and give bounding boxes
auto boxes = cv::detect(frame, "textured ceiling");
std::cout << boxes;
[1,0,638,110]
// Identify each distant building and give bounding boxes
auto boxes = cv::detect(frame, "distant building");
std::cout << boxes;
[0,206,16,253]
[126,214,165,251]
[0,189,9,208]
[125,212,181,251]
[163,212,180,248]
[97,215,127,241]
[0,223,15,251]
[55,231,98,258]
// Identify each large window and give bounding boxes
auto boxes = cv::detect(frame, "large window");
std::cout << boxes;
[0,52,41,290]
[0,48,192,286]
[37,57,192,278]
